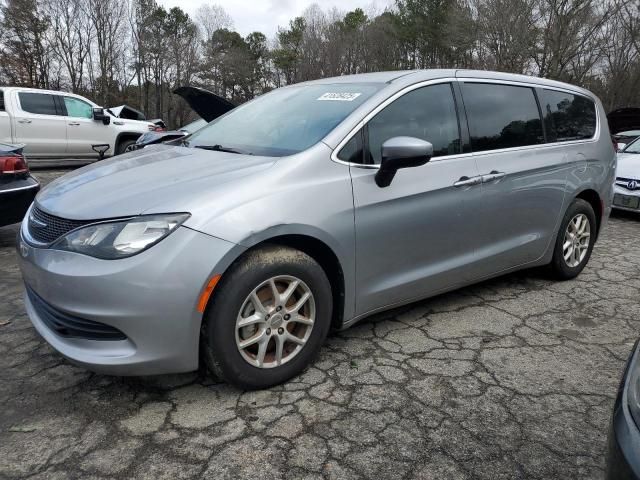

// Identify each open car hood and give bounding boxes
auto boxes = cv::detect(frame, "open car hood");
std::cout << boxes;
[108,105,147,121]
[173,86,236,122]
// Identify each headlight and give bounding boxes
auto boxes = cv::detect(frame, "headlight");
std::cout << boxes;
[52,213,190,259]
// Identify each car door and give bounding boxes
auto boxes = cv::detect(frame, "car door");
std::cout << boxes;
[346,81,483,316]
[14,91,67,156]
[456,80,569,276]
[61,96,107,156]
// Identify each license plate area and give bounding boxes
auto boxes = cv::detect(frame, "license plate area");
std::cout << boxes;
[614,193,640,209]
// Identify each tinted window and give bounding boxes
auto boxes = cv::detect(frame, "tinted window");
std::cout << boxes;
[19,92,58,116]
[540,89,596,142]
[0,90,4,111]
[462,83,543,152]
[337,129,364,163]
[64,97,93,119]
[188,83,382,156]
[366,83,460,164]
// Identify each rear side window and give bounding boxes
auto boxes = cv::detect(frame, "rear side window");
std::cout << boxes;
[19,92,58,116]
[461,83,544,152]
[540,89,596,142]
[0,90,4,111]
[365,83,461,164]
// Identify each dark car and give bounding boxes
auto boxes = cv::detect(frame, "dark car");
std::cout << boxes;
[0,143,39,227]
[133,86,235,149]
[607,340,640,479]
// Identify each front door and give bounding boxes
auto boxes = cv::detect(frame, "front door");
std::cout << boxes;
[62,96,108,156]
[348,82,483,317]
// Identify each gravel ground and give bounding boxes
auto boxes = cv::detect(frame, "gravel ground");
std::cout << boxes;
[0,168,638,479]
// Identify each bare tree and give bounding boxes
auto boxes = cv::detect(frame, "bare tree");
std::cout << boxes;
[45,0,92,92]
[196,4,233,41]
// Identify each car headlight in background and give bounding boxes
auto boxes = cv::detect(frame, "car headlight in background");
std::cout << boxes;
[52,213,190,259]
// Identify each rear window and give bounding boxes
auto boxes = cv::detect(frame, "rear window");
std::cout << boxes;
[461,83,544,152]
[540,89,596,142]
[19,92,58,116]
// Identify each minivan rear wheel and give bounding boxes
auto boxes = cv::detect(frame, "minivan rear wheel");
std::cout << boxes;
[550,198,596,280]
[201,245,332,389]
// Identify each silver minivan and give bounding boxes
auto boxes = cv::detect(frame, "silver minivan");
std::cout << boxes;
[18,70,615,389]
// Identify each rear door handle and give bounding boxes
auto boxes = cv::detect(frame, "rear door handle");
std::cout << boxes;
[18,119,32,124]
[453,176,482,188]
[481,170,506,183]
[68,122,80,126]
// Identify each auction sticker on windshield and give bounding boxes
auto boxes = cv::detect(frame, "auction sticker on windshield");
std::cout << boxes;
[317,92,362,101]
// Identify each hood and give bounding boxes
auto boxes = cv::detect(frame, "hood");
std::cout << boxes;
[173,86,235,122]
[36,144,276,220]
[616,152,640,179]
[135,130,186,147]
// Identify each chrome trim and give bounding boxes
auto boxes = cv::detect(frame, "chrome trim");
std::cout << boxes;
[0,181,40,194]
[331,76,601,169]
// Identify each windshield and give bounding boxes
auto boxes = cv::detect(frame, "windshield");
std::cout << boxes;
[623,137,640,153]
[181,118,207,133]
[186,83,382,156]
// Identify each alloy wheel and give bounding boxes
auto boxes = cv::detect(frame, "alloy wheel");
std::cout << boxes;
[235,275,315,368]
[563,213,591,268]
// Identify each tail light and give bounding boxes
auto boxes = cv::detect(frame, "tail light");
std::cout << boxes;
[0,153,28,175]
[153,125,166,132]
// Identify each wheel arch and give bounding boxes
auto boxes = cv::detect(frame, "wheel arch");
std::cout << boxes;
[115,132,142,154]
[242,234,346,330]
[575,188,603,235]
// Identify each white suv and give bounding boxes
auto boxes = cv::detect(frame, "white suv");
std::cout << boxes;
[0,87,156,159]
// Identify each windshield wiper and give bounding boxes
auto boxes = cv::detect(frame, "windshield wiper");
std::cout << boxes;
[194,144,251,155]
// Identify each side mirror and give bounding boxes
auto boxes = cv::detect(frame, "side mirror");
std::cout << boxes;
[93,107,110,125]
[375,136,433,188]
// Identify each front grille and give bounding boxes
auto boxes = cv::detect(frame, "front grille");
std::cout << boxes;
[26,286,127,341]
[28,204,92,244]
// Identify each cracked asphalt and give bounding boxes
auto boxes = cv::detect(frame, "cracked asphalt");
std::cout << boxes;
[1,169,638,479]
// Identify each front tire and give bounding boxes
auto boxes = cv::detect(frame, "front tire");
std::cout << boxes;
[201,245,332,390]
[550,198,596,280]
[117,139,137,155]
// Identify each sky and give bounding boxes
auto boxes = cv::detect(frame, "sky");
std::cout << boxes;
[157,0,394,37]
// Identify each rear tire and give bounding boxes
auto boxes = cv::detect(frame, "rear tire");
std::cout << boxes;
[550,198,596,280]
[201,245,332,390]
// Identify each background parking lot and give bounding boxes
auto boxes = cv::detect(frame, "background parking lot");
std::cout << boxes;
[0,169,638,479]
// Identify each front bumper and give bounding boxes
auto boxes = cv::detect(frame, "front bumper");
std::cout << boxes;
[613,184,640,213]
[606,341,640,480]
[0,175,39,227]
[17,224,242,375]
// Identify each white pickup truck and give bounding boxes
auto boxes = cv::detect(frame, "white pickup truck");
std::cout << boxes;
[0,87,157,159]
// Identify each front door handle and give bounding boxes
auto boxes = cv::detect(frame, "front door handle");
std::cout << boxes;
[481,170,506,183]
[18,119,32,124]
[453,176,482,188]
[68,122,80,126]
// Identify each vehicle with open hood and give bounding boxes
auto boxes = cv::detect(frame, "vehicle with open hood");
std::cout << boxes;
[133,86,236,149]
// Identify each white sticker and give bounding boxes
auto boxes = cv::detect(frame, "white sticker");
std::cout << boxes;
[317,92,362,102]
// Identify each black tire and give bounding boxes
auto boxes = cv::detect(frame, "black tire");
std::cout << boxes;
[116,139,137,155]
[550,198,597,280]
[201,245,332,390]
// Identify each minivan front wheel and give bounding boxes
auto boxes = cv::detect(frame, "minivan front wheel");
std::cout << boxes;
[550,198,596,280]
[201,245,332,389]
